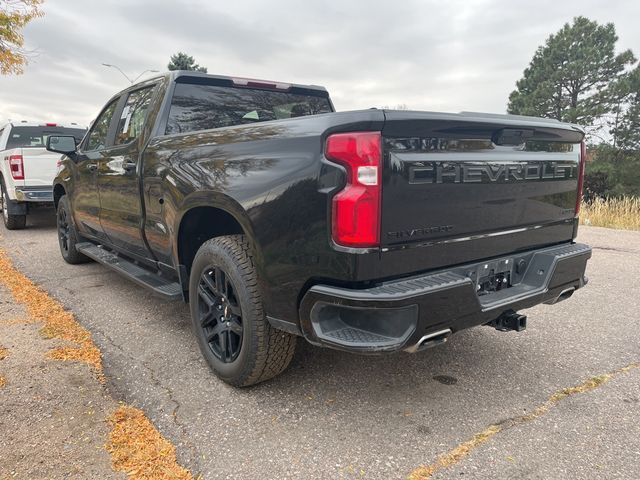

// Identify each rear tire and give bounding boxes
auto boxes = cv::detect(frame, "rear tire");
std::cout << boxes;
[0,178,27,230]
[56,195,90,264]
[189,235,296,387]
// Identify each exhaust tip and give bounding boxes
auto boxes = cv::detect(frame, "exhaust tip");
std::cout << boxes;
[544,287,576,305]
[556,287,575,303]
[406,328,452,353]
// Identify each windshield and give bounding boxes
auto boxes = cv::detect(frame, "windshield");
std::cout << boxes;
[7,126,87,149]
[166,83,333,135]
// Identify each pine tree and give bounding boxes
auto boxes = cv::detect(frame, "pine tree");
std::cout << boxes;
[167,52,208,73]
[508,17,635,129]
[611,66,640,149]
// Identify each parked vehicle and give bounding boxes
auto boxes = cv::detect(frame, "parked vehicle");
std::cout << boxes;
[47,71,591,386]
[0,121,87,229]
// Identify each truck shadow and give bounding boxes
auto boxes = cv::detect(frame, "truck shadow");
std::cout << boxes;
[24,206,57,230]
[264,327,530,397]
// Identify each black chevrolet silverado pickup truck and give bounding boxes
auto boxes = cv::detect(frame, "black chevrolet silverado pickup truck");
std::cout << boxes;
[47,71,591,386]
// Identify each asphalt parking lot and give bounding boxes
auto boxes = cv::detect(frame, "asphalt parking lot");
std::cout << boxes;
[1,208,639,479]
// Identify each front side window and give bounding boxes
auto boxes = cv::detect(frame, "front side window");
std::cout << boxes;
[86,99,119,151]
[166,83,333,135]
[115,86,155,145]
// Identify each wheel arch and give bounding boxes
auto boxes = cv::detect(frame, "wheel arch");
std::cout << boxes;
[53,183,66,209]
[174,193,263,278]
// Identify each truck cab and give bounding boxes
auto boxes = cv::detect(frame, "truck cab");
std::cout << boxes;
[0,121,86,229]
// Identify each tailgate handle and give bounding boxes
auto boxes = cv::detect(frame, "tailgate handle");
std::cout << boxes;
[122,160,137,171]
[493,128,534,146]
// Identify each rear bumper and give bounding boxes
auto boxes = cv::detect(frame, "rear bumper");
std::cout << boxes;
[14,186,53,203]
[299,242,591,353]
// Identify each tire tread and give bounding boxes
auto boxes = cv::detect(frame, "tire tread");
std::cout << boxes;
[1,178,27,230]
[194,235,296,387]
[57,195,90,264]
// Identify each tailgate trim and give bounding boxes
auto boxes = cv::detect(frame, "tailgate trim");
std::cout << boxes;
[381,218,575,252]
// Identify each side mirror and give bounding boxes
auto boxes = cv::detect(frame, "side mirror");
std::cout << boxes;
[46,135,77,155]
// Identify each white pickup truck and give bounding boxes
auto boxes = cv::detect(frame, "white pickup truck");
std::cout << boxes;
[0,121,87,229]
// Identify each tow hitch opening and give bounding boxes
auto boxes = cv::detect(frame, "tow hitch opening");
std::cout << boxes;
[488,311,527,332]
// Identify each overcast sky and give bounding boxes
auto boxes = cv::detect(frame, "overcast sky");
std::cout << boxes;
[1,0,638,126]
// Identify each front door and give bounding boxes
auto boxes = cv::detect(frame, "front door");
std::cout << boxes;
[72,98,119,240]
[97,86,156,260]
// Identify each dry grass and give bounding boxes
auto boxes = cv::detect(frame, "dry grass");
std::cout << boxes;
[0,247,194,478]
[106,405,194,480]
[549,374,610,402]
[408,362,640,479]
[0,249,103,379]
[409,425,502,479]
[580,196,640,230]
[0,344,6,387]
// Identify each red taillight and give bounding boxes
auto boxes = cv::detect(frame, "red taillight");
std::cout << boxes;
[45,122,57,127]
[325,132,381,248]
[8,155,24,180]
[575,141,586,215]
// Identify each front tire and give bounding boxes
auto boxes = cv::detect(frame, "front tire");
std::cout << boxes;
[56,195,89,264]
[189,235,296,387]
[0,178,27,230]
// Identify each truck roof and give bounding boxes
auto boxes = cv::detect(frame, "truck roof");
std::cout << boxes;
[2,121,86,129]
[137,70,328,94]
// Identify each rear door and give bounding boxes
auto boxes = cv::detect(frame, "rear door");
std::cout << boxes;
[97,85,157,260]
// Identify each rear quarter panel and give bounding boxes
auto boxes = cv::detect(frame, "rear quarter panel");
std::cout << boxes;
[20,148,61,187]
[142,110,385,321]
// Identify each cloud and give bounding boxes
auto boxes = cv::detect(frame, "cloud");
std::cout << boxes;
[1,0,638,125]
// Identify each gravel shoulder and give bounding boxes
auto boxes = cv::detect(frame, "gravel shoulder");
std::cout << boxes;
[0,228,193,480]
[0,284,124,480]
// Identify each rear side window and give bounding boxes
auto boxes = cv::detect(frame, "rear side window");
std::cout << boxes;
[115,86,155,145]
[166,83,333,135]
[86,99,119,151]
[5,126,87,149]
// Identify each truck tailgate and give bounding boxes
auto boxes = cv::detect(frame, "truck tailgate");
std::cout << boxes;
[379,111,584,265]
[20,147,61,187]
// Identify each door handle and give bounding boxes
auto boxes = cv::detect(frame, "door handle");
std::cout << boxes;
[87,163,97,172]
[122,160,137,171]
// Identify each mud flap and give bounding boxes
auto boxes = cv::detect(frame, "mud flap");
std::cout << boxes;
[6,198,27,215]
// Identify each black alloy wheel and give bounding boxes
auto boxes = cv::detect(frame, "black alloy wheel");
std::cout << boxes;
[189,235,297,387]
[197,266,244,363]
[58,204,71,254]
[55,195,89,264]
